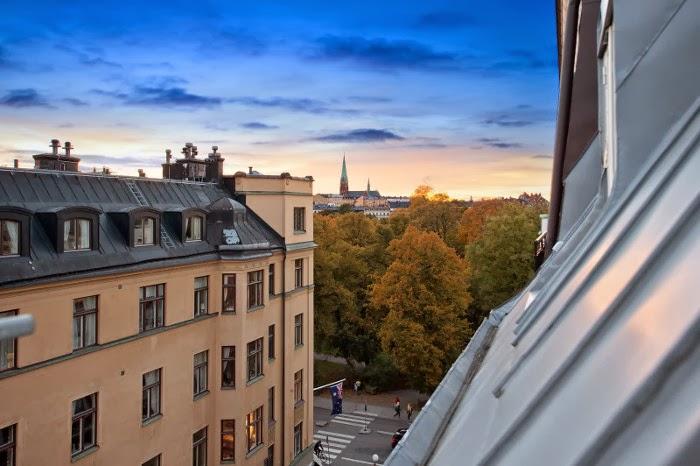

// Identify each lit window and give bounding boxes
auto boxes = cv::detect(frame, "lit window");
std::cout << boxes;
[245,406,263,452]
[0,220,19,256]
[71,393,97,456]
[73,296,97,350]
[134,217,155,246]
[221,420,234,462]
[63,218,91,251]
[185,216,203,242]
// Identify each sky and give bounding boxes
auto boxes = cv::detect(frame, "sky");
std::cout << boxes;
[0,0,558,199]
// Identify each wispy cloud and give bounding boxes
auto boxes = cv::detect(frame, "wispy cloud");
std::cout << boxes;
[416,11,475,28]
[56,44,122,68]
[228,96,357,115]
[93,86,222,108]
[481,115,534,127]
[241,121,279,130]
[490,49,555,72]
[313,128,404,143]
[79,154,156,167]
[0,89,53,108]
[308,35,461,72]
[62,97,89,107]
[346,95,393,103]
[475,137,523,149]
[531,154,552,159]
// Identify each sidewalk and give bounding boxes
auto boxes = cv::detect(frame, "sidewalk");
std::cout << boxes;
[314,388,426,420]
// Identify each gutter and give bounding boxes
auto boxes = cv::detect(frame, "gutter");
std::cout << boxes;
[546,0,581,256]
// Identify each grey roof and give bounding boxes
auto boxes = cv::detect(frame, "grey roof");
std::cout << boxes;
[0,169,284,288]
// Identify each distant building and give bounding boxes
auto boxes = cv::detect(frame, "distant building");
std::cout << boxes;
[0,141,315,465]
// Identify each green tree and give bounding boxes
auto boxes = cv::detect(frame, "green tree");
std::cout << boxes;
[466,204,541,320]
[370,226,472,392]
[406,185,464,250]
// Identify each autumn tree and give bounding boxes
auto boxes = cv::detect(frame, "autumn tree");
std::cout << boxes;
[404,185,465,250]
[370,226,472,392]
[466,204,541,321]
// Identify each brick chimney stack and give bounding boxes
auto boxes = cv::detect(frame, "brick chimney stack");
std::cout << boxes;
[50,139,61,156]
[64,141,73,158]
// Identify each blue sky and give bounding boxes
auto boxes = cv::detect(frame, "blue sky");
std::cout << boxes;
[0,0,558,198]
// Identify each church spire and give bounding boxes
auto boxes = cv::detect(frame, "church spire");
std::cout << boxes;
[367,178,370,196]
[340,154,349,196]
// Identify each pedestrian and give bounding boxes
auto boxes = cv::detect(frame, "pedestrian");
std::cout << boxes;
[393,397,401,418]
[354,380,361,395]
[407,403,413,421]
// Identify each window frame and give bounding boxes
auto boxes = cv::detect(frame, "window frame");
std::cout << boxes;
[247,338,263,382]
[0,208,31,257]
[268,264,275,296]
[192,427,208,466]
[142,368,162,423]
[293,207,306,233]
[139,284,165,332]
[133,216,157,247]
[73,296,98,351]
[245,406,263,452]
[194,276,209,317]
[142,454,161,466]
[294,258,304,288]
[220,419,235,462]
[294,314,304,347]
[0,219,20,257]
[268,386,275,423]
[294,369,303,404]
[0,310,18,372]
[193,350,209,397]
[71,393,97,457]
[221,346,235,389]
[63,217,93,252]
[185,215,204,242]
[247,270,264,310]
[268,325,275,360]
[0,423,16,466]
[293,422,303,457]
[222,274,236,314]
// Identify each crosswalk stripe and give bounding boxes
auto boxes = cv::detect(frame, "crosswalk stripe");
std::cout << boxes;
[331,419,367,427]
[325,447,343,454]
[328,454,338,460]
[314,435,351,445]
[315,430,356,439]
[335,415,371,424]
[377,430,395,436]
[340,457,383,465]
[353,411,378,416]
[335,414,372,422]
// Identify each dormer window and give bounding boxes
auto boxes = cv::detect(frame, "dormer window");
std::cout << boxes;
[185,215,203,242]
[0,220,19,256]
[64,218,92,251]
[134,217,156,246]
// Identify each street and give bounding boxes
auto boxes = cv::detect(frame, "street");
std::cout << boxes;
[313,403,411,466]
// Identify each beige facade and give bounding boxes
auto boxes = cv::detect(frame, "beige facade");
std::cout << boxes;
[0,173,314,466]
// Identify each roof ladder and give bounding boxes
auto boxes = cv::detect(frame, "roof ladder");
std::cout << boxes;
[124,180,175,248]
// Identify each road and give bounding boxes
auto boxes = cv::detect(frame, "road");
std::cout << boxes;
[313,404,411,466]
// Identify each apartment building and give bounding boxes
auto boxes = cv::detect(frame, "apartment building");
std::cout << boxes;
[0,142,315,465]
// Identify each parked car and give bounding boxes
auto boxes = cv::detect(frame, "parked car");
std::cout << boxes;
[391,428,408,449]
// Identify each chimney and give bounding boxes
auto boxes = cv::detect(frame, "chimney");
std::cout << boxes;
[182,143,192,159]
[138,169,146,178]
[13,159,19,169]
[209,145,219,158]
[165,149,172,164]
[64,141,73,158]
[191,145,198,157]
[248,166,253,174]
[50,139,61,156]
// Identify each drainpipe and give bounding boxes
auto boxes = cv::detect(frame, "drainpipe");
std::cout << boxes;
[281,251,287,463]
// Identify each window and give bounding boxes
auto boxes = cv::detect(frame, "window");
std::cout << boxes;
[134,217,156,246]
[294,314,303,347]
[245,406,263,452]
[0,220,19,256]
[294,259,303,288]
[71,393,97,456]
[142,455,161,466]
[268,264,275,296]
[0,424,16,466]
[268,386,275,423]
[194,351,209,397]
[142,369,161,422]
[185,215,203,242]
[221,420,234,462]
[0,311,17,371]
[294,370,303,404]
[192,427,207,466]
[221,346,235,388]
[293,207,306,232]
[73,296,97,350]
[247,270,263,309]
[247,338,263,381]
[194,276,209,316]
[139,284,165,332]
[265,445,274,466]
[222,274,236,313]
[63,218,91,251]
[268,325,275,360]
[293,422,303,457]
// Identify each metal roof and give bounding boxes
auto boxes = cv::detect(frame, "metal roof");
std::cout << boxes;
[0,169,284,288]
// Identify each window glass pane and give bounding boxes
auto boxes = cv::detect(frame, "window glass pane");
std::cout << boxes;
[1,220,19,255]
[78,219,91,249]
[134,218,144,245]
[73,316,82,350]
[0,425,12,445]
[144,218,154,244]
[84,313,96,346]
[64,219,74,250]
[71,420,80,453]
[82,415,94,448]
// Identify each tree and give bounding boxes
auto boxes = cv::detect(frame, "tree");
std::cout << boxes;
[370,226,472,392]
[466,204,541,321]
[405,185,465,250]
[457,198,513,247]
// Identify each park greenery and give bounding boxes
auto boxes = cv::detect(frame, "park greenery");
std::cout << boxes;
[314,186,548,393]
